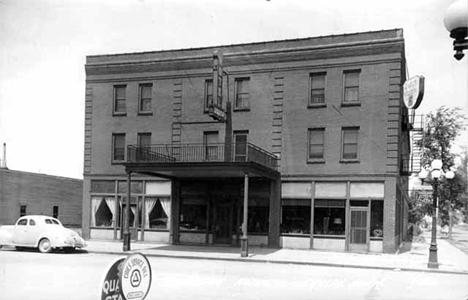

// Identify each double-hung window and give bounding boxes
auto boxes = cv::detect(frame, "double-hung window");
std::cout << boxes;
[308,128,325,161]
[204,79,213,111]
[234,131,248,162]
[112,133,126,162]
[343,70,360,104]
[309,73,326,106]
[235,78,250,110]
[139,83,152,114]
[113,85,127,115]
[341,127,359,161]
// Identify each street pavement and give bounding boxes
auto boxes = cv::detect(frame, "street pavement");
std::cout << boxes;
[83,227,468,275]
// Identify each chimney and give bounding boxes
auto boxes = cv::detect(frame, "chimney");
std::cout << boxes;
[1,143,7,169]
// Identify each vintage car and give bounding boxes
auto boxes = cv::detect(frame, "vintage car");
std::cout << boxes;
[0,215,86,253]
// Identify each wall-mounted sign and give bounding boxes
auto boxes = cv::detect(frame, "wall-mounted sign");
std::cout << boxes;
[120,253,152,300]
[403,75,425,109]
[208,103,226,122]
[101,258,125,300]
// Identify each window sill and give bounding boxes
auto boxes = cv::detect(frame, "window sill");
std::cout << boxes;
[307,159,325,164]
[313,235,345,239]
[370,237,383,241]
[233,108,250,112]
[111,160,126,165]
[340,159,360,164]
[112,112,127,117]
[138,111,153,116]
[280,233,310,237]
[341,102,361,107]
[307,104,326,109]
[90,226,114,230]
[144,228,169,232]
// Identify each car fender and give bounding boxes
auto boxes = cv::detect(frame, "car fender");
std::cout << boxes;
[0,226,15,246]
[34,230,66,248]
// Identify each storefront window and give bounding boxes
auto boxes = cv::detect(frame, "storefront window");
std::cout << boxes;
[313,199,345,235]
[180,198,207,231]
[371,200,383,238]
[246,198,269,234]
[118,181,143,194]
[145,197,171,230]
[281,199,310,234]
[91,197,116,227]
[91,181,115,194]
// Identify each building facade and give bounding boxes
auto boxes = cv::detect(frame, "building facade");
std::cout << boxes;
[0,168,83,227]
[82,29,411,253]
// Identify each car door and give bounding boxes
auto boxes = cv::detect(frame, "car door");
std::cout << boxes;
[25,219,42,246]
[13,218,29,245]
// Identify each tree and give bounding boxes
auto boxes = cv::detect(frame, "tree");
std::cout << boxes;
[420,106,467,237]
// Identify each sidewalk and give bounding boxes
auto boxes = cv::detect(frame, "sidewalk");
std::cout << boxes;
[84,230,468,275]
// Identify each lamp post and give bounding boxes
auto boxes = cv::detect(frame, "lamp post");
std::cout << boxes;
[444,0,468,60]
[418,159,455,268]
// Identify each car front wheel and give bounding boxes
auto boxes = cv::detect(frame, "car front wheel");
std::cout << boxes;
[38,238,52,253]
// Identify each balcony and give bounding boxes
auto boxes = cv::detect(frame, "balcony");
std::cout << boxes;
[124,143,279,179]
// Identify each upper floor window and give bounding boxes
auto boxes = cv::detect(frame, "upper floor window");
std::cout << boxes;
[53,206,59,219]
[234,131,248,162]
[235,78,250,110]
[138,133,152,148]
[139,84,152,114]
[112,133,126,162]
[113,85,127,115]
[309,73,326,106]
[308,128,325,161]
[204,131,219,161]
[341,127,359,161]
[204,79,213,111]
[343,70,360,104]
[20,205,27,217]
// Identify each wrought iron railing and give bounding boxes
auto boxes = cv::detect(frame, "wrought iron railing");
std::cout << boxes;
[127,143,278,170]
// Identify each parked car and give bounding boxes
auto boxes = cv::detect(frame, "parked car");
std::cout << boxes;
[0,215,86,253]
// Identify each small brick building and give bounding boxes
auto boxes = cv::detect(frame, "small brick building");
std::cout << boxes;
[82,29,411,253]
[0,168,83,227]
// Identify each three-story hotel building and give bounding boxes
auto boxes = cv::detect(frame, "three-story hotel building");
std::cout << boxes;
[82,29,411,253]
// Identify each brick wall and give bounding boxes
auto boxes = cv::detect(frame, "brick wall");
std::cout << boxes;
[0,169,82,226]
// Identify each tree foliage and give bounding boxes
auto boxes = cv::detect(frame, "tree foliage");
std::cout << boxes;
[419,106,468,223]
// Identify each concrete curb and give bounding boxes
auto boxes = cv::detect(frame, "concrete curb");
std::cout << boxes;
[86,250,468,276]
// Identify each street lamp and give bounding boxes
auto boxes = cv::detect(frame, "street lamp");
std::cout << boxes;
[418,159,455,269]
[444,0,468,60]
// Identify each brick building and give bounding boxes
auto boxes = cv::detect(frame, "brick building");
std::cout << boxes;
[0,168,83,227]
[82,29,411,253]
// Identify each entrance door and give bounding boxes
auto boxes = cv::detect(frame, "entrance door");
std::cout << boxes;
[348,207,369,252]
[120,197,141,241]
[213,201,232,244]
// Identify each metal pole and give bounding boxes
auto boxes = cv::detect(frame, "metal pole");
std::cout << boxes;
[240,173,249,257]
[428,177,438,268]
[123,171,132,251]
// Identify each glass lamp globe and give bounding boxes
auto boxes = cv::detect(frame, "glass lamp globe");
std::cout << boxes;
[445,170,455,179]
[418,169,428,179]
[431,159,443,170]
[432,169,442,179]
[444,0,468,32]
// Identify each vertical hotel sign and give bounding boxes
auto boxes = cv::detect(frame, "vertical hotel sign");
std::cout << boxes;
[403,75,425,109]
[208,50,226,122]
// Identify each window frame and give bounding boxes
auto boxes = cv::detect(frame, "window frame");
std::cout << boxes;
[138,83,153,115]
[308,72,327,108]
[342,70,361,106]
[204,79,213,112]
[307,128,325,163]
[234,77,250,111]
[20,205,27,217]
[112,133,126,163]
[113,85,127,116]
[53,206,59,219]
[341,127,360,162]
[234,130,248,162]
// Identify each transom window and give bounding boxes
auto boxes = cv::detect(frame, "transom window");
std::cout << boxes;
[112,133,126,162]
[235,78,250,110]
[342,127,359,160]
[113,85,126,114]
[139,84,152,113]
[308,128,325,160]
[343,70,360,103]
[309,73,326,105]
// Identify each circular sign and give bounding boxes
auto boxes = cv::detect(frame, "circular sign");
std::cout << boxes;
[120,253,152,300]
[101,258,125,300]
[403,75,425,109]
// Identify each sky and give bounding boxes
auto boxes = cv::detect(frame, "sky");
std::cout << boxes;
[0,0,467,180]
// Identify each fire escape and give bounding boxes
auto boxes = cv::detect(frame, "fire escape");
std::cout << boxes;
[401,111,424,175]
